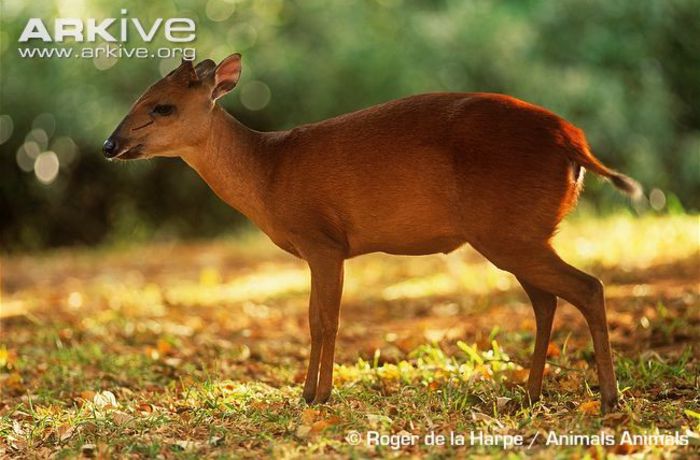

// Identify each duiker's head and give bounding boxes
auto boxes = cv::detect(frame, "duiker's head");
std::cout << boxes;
[103,53,242,160]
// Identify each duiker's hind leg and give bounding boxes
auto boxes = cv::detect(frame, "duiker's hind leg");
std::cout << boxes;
[517,278,557,404]
[477,242,618,413]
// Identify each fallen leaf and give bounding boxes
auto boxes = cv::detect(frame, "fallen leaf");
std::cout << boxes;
[164,357,182,367]
[93,391,117,409]
[295,424,312,438]
[112,411,132,426]
[0,346,18,369]
[81,443,96,457]
[12,420,24,436]
[80,391,96,401]
[472,412,503,428]
[9,436,28,451]
[613,443,640,455]
[496,397,511,410]
[4,372,24,393]
[506,368,529,384]
[546,342,561,358]
[293,370,306,384]
[136,403,154,415]
[578,400,600,415]
[301,408,319,424]
[157,339,172,356]
[57,425,75,442]
[209,435,224,446]
[560,375,582,392]
[173,440,195,450]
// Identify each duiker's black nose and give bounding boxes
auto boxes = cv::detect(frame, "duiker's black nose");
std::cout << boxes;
[103,138,118,157]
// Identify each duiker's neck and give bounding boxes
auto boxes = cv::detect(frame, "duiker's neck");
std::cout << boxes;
[181,104,277,229]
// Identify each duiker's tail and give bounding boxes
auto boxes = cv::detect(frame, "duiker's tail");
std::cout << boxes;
[566,145,643,199]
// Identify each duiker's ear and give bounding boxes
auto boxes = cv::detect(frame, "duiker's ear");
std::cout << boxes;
[212,53,242,100]
[194,59,216,81]
[168,59,197,85]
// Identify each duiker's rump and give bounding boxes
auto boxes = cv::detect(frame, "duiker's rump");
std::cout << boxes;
[105,53,641,413]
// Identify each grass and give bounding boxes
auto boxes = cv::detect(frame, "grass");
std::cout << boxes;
[0,213,698,458]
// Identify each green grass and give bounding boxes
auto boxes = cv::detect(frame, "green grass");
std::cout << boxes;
[1,214,698,458]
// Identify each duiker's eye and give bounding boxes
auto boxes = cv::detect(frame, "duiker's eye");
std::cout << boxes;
[152,104,175,116]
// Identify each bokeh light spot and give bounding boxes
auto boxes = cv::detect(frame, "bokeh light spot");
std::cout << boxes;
[94,44,119,71]
[16,146,35,172]
[0,115,14,144]
[52,136,79,166]
[649,188,666,211]
[32,113,56,138]
[34,151,60,185]
[26,128,49,151]
[206,0,236,22]
[227,23,258,50]
[240,81,271,111]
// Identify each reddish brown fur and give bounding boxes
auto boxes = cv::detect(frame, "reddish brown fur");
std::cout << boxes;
[105,56,641,414]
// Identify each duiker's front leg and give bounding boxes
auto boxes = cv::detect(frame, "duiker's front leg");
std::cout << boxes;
[302,250,344,404]
[302,290,322,403]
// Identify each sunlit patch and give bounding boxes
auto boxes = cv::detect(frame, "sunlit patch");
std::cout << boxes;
[379,262,516,301]
[167,267,309,306]
[382,273,455,300]
[556,215,699,269]
[334,342,523,390]
[0,214,696,456]
[67,291,83,309]
[574,237,595,258]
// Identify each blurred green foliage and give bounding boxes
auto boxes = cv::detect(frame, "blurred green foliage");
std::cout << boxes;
[1,0,698,250]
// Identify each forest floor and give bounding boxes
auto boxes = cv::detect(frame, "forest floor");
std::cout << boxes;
[1,214,698,458]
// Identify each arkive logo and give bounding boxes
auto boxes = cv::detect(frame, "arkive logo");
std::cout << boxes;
[18,9,196,43]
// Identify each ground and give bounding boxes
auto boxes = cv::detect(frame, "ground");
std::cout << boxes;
[1,214,698,458]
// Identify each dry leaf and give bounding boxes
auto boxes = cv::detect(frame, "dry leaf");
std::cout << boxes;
[5,372,23,393]
[57,425,75,442]
[81,443,96,457]
[293,370,306,384]
[112,411,132,426]
[472,412,503,428]
[209,435,224,446]
[12,420,24,436]
[164,357,182,367]
[0,347,18,369]
[157,339,172,356]
[310,420,330,433]
[301,408,319,424]
[496,397,511,410]
[295,424,312,438]
[546,342,561,358]
[9,436,28,451]
[613,443,640,455]
[506,368,529,384]
[578,400,600,415]
[174,440,195,450]
[136,403,154,415]
[560,375,582,392]
[93,391,117,409]
[80,391,96,401]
